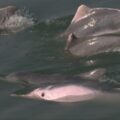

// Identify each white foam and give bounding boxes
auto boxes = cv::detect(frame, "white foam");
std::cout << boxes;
[4,15,34,32]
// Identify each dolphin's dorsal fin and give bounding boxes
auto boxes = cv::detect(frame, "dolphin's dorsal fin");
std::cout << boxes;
[71,4,91,24]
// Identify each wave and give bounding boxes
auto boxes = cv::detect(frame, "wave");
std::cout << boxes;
[1,8,34,34]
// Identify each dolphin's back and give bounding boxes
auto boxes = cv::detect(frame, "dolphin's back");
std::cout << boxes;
[65,8,120,38]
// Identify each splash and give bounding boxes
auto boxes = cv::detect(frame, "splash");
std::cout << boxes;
[3,9,34,33]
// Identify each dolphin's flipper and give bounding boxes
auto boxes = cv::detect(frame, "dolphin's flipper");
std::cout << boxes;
[71,4,90,24]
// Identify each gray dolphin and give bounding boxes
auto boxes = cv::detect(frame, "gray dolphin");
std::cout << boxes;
[0,68,106,86]
[0,6,18,29]
[68,36,120,57]
[64,5,120,57]
[1,68,120,102]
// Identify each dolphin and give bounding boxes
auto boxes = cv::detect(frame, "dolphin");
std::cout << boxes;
[0,68,106,86]
[11,75,120,103]
[1,68,120,102]
[67,36,120,57]
[11,83,101,102]
[64,5,120,57]
[0,6,18,30]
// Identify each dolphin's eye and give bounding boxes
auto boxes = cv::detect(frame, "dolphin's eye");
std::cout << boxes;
[41,92,45,97]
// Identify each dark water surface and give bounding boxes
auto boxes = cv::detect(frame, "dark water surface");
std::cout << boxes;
[0,0,120,120]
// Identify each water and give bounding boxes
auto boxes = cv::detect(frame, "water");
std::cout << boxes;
[0,0,120,120]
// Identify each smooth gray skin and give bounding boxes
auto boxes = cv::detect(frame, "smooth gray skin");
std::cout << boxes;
[0,6,18,28]
[71,5,90,24]
[1,68,120,90]
[69,36,120,57]
[0,68,106,86]
[65,7,120,56]
[65,8,120,37]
